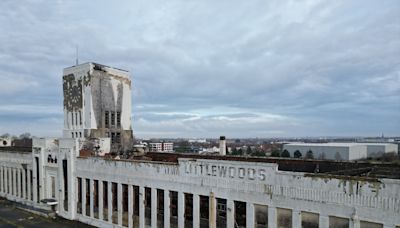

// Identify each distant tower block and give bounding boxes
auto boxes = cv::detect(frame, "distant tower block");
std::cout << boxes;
[62,62,134,152]
[219,136,226,155]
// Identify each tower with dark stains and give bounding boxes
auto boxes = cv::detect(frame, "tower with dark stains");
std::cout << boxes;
[62,62,134,152]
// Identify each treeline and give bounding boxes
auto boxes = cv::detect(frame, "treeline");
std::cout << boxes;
[230,147,315,159]
[0,132,32,140]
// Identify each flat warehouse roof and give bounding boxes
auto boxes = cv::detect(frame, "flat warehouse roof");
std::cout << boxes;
[285,143,364,147]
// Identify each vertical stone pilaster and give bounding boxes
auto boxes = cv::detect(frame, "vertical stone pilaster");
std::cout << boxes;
[350,214,360,228]
[0,166,3,194]
[6,167,10,195]
[9,167,13,195]
[98,180,103,221]
[139,186,145,228]
[9,168,12,196]
[58,157,64,214]
[268,206,277,228]
[164,190,170,228]
[27,169,31,201]
[1,166,4,194]
[178,191,185,228]
[17,169,21,198]
[227,200,235,228]
[82,178,86,216]
[32,161,38,203]
[13,168,17,196]
[319,214,329,228]
[209,192,216,228]
[193,194,200,228]
[22,169,26,199]
[151,188,157,228]
[128,185,133,228]
[89,179,94,218]
[246,202,255,228]
[292,209,301,228]
[68,151,76,220]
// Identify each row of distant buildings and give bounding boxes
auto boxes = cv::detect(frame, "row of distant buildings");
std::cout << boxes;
[141,140,399,161]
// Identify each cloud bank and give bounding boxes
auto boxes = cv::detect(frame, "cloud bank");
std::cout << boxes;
[0,0,399,138]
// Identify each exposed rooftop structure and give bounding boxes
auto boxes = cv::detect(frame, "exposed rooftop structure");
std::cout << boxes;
[76,151,400,180]
[64,62,129,73]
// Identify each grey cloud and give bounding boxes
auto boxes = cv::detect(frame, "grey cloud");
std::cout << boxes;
[0,0,399,137]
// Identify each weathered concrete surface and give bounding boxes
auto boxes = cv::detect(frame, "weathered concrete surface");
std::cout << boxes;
[1,144,400,228]
[62,62,134,152]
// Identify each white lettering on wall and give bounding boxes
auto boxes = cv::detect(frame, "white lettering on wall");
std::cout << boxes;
[184,162,267,182]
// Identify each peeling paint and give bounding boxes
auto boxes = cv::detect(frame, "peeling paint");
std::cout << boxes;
[63,74,83,112]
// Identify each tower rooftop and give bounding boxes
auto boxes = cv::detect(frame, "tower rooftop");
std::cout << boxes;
[63,62,129,78]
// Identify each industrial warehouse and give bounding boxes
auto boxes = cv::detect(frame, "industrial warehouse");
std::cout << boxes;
[0,63,399,228]
[283,143,398,161]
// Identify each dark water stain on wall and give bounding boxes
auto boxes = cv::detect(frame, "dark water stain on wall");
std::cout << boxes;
[63,74,83,112]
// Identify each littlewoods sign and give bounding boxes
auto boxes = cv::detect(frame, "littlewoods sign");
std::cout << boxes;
[183,162,268,181]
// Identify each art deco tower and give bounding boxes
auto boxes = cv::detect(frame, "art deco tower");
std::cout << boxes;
[62,62,134,152]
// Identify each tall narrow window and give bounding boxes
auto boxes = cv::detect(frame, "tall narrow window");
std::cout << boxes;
[103,181,108,221]
[71,112,74,127]
[111,112,115,126]
[116,133,121,143]
[112,182,118,224]
[111,132,116,143]
[63,159,68,212]
[75,112,78,126]
[79,111,82,126]
[85,179,90,216]
[30,170,33,200]
[116,112,121,127]
[77,178,82,214]
[94,180,99,219]
[105,111,109,128]
[51,176,56,198]
[35,157,39,202]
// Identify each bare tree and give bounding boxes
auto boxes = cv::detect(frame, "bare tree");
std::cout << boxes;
[0,133,10,138]
[19,132,31,139]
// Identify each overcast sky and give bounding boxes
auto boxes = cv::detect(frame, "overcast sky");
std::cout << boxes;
[0,0,399,138]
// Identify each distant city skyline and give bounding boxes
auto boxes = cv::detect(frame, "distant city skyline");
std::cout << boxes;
[0,0,399,138]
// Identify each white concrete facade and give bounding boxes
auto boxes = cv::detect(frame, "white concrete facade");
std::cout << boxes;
[1,142,399,228]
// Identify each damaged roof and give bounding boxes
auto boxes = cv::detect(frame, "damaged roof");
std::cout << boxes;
[132,152,400,180]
